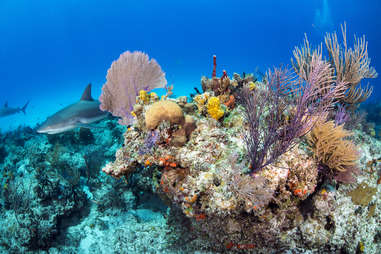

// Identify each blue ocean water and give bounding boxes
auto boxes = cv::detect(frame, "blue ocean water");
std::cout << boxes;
[0,0,380,131]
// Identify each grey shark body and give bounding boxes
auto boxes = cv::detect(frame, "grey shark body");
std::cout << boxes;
[37,84,108,134]
[0,101,29,118]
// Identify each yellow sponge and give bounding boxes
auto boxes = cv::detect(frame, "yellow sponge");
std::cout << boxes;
[139,90,149,104]
[207,97,224,120]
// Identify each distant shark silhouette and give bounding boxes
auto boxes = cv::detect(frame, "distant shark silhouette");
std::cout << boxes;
[0,101,29,118]
[37,83,108,134]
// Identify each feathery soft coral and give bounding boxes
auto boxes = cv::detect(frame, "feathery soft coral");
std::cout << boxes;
[239,51,346,173]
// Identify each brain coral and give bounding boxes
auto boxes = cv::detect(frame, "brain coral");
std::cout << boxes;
[145,100,185,129]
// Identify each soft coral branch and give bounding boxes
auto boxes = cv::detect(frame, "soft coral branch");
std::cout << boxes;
[239,52,346,173]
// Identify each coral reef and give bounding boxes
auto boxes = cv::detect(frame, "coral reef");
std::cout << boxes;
[98,25,380,253]
[2,25,381,254]
[0,119,125,252]
[101,91,381,252]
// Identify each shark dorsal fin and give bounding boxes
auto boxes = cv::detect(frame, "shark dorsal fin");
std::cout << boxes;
[4,102,8,107]
[80,83,94,101]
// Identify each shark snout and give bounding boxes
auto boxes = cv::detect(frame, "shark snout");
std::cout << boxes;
[36,124,55,134]
[36,125,49,134]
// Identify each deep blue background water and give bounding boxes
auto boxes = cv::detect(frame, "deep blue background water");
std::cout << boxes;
[0,0,380,130]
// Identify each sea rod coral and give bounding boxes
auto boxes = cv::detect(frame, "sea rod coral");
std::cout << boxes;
[238,51,346,173]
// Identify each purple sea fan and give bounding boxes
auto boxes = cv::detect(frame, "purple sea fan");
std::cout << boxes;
[99,51,167,125]
[237,70,292,174]
[334,105,350,126]
[289,52,347,137]
[239,51,346,173]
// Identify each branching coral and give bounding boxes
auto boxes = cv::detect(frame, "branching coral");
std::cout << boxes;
[292,23,378,105]
[238,53,345,173]
[325,23,377,87]
[325,23,377,104]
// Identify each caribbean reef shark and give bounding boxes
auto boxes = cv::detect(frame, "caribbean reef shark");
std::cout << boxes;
[0,101,29,118]
[37,83,108,134]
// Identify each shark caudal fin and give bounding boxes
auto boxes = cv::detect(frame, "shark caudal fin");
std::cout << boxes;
[21,101,29,114]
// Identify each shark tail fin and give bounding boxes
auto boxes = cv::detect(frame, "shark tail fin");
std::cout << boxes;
[21,101,29,114]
